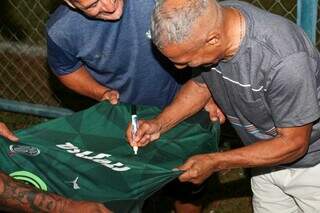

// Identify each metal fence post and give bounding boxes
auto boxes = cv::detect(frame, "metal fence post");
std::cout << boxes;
[297,0,318,43]
[0,98,74,118]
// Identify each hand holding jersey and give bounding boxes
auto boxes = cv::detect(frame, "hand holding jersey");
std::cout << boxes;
[100,89,120,105]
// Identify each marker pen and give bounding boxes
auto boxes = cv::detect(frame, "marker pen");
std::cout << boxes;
[131,105,139,155]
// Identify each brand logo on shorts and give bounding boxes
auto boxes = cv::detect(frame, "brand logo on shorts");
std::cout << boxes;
[9,145,41,157]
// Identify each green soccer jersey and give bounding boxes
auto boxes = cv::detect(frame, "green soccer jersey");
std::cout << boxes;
[0,102,219,213]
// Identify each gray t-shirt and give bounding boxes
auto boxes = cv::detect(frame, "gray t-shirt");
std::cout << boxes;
[194,1,320,167]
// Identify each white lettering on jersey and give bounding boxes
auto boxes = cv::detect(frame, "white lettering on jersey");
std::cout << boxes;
[56,142,130,172]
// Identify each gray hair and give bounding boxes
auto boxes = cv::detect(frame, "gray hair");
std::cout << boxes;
[151,0,216,49]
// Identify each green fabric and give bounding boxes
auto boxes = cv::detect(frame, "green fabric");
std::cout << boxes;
[0,102,219,213]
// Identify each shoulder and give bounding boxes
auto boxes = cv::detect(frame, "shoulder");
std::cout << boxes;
[265,52,317,93]
[46,5,96,40]
[46,5,107,51]
[47,5,78,31]
[272,52,317,76]
[225,1,317,61]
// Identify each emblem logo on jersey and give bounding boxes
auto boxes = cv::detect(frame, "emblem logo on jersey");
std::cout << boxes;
[65,176,80,190]
[9,171,48,191]
[9,145,41,157]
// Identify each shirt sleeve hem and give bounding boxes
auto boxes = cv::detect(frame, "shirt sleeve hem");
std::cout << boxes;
[275,112,320,128]
[51,61,83,76]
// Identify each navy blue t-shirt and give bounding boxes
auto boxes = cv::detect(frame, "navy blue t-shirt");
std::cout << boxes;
[46,1,180,107]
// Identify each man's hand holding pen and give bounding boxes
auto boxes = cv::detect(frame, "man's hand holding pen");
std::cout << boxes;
[127,117,162,149]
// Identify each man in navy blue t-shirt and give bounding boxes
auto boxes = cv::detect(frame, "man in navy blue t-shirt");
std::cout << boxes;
[47,0,181,108]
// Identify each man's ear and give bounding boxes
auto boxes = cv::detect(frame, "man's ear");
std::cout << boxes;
[206,31,220,46]
[64,0,76,8]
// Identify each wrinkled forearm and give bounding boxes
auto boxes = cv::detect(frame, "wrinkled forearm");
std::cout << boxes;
[58,66,109,101]
[0,172,68,213]
[209,125,312,171]
[155,80,211,133]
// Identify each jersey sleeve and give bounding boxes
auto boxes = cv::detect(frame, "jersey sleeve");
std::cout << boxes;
[267,52,320,127]
[47,35,82,76]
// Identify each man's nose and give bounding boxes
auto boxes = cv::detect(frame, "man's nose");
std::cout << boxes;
[100,0,117,13]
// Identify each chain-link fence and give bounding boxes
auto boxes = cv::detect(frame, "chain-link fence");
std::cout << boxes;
[245,0,296,21]
[0,0,319,129]
[0,0,60,105]
[0,0,62,128]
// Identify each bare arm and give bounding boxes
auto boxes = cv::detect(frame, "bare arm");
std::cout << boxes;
[179,124,312,184]
[156,80,213,133]
[127,80,211,146]
[58,66,119,104]
[0,172,111,213]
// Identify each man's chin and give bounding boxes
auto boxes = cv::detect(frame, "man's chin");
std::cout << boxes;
[99,13,123,21]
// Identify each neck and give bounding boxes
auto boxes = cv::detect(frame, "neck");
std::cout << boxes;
[221,7,245,60]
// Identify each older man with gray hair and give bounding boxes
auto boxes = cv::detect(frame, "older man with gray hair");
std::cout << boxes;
[127,0,320,212]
